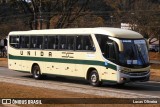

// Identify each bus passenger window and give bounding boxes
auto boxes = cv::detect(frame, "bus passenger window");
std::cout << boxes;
[59,36,67,50]
[48,36,58,49]
[76,36,83,50]
[95,34,108,53]
[76,35,95,51]
[83,36,95,51]
[30,36,37,48]
[20,36,29,48]
[10,36,20,48]
[67,36,74,50]
[44,36,48,49]
[105,41,117,62]
[37,36,43,49]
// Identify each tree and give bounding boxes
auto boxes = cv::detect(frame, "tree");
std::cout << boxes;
[16,0,90,29]
[103,0,160,39]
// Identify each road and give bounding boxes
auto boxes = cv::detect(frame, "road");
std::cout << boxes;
[150,60,160,64]
[0,67,160,98]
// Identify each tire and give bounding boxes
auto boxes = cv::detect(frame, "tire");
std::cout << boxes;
[89,70,102,87]
[32,65,42,80]
[116,83,125,87]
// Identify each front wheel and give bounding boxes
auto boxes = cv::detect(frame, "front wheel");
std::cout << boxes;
[89,70,102,87]
[32,65,42,80]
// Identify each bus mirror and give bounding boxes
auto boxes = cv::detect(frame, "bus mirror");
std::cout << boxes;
[117,40,123,52]
[108,37,123,52]
[145,39,149,50]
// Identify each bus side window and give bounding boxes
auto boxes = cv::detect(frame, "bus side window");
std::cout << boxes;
[37,36,43,49]
[30,36,37,48]
[48,36,58,49]
[20,36,29,48]
[105,40,117,62]
[59,36,67,50]
[76,35,95,51]
[76,36,83,50]
[10,36,20,49]
[83,36,95,51]
[95,34,108,53]
[44,36,48,49]
[67,36,74,50]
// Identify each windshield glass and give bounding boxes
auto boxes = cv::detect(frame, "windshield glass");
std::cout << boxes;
[119,39,149,68]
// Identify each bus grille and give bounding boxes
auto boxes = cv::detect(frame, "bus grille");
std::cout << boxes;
[130,77,148,82]
[127,71,149,76]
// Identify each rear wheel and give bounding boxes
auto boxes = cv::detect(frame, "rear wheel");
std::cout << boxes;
[32,65,42,80]
[89,70,102,87]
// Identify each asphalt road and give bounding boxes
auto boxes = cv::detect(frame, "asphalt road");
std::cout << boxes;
[0,67,160,98]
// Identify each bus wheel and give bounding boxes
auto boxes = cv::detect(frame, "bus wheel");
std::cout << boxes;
[32,65,41,80]
[116,83,125,87]
[89,70,101,87]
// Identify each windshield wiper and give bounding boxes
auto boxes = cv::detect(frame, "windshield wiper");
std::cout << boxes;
[135,45,146,65]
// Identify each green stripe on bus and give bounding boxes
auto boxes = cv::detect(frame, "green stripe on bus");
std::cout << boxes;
[9,54,117,70]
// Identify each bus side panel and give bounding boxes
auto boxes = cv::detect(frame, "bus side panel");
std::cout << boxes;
[8,59,22,71]
[44,62,67,76]
[74,64,84,78]
[101,67,118,82]
[8,48,22,71]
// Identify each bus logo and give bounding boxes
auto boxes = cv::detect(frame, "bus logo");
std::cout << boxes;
[2,99,11,104]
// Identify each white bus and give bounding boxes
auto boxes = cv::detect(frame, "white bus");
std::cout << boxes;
[8,28,150,86]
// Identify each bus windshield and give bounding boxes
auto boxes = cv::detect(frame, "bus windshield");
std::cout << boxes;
[119,39,149,68]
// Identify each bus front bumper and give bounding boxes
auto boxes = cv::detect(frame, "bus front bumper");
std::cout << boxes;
[118,71,150,83]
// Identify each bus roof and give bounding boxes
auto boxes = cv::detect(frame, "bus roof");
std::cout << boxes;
[9,27,143,39]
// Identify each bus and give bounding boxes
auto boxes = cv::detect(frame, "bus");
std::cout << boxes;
[8,27,150,86]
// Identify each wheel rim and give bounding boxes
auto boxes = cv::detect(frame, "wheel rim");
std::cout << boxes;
[34,67,40,78]
[91,73,97,83]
